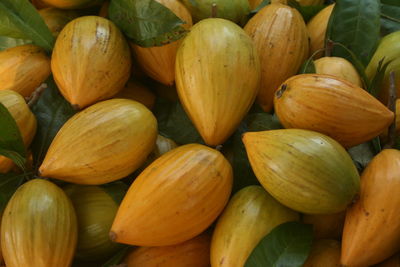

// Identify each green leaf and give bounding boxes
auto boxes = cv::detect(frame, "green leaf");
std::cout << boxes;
[31,77,77,170]
[368,57,393,97]
[109,0,187,47]
[287,0,326,22]
[245,222,313,267]
[326,0,381,67]
[381,0,400,6]
[348,142,376,173]
[0,172,28,212]
[0,35,31,51]
[101,246,130,267]
[0,0,55,52]
[299,58,316,74]
[381,3,400,35]
[101,181,128,204]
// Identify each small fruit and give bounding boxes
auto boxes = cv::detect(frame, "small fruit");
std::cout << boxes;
[302,211,346,240]
[40,0,103,9]
[39,99,157,185]
[274,74,394,148]
[114,80,156,109]
[51,16,131,109]
[303,239,341,267]
[307,4,334,58]
[141,135,179,169]
[314,57,362,87]
[211,185,299,266]
[243,129,360,214]
[341,149,400,267]
[39,8,78,37]
[1,179,77,267]
[176,18,261,146]
[110,144,233,246]
[0,44,51,97]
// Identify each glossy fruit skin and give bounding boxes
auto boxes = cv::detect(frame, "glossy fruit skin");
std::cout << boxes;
[211,185,299,267]
[114,80,156,109]
[0,90,37,173]
[243,129,360,214]
[124,232,211,267]
[110,144,233,246]
[51,16,131,109]
[302,211,345,240]
[307,4,334,58]
[1,179,77,267]
[176,18,261,146]
[131,0,192,86]
[244,3,309,112]
[0,44,51,97]
[39,8,78,37]
[39,99,157,185]
[303,239,341,267]
[314,57,362,87]
[341,149,400,267]
[376,254,400,267]
[274,74,394,148]
[41,0,103,9]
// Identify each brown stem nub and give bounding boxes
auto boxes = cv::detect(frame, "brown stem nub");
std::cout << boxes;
[27,83,47,107]
[211,3,218,18]
[384,71,397,149]
[325,39,334,57]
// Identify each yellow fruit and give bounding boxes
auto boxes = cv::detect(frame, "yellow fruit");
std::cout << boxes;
[141,135,178,168]
[31,0,51,9]
[176,18,261,146]
[211,185,299,267]
[303,239,341,267]
[307,4,334,58]
[1,179,77,267]
[0,44,51,97]
[39,99,157,184]
[124,233,211,267]
[131,0,192,86]
[250,0,323,7]
[376,254,400,267]
[0,90,37,173]
[110,144,233,246]
[39,8,78,37]
[51,16,131,109]
[244,3,309,112]
[41,0,103,9]
[302,211,346,240]
[114,80,156,110]
[314,57,362,87]
[274,74,394,148]
[341,149,400,267]
[243,129,360,214]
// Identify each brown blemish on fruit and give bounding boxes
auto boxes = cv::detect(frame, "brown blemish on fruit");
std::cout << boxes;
[275,84,288,99]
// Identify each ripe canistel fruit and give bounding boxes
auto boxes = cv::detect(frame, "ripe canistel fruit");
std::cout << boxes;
[39,99,157,184]
[175,18,261,146]
[110,144,233,246]
[51,16,131,109]
[307,4,334,58]
[314,57,362,87]
[243,129,360,214]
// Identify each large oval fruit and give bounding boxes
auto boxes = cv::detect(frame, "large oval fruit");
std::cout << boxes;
[211,185,299,267]
[41,0,103,9]
[175,18,260,146]
[0,90,37,173]
[124,232,211,267]
[274,74,394,148]
[51,16,131,109]
[39,8,78,37]
[1,179,77,267]
[131,0,192,86]
[303,239,341,267]
[0,44,51,97]
[341,149,400,267]
[314,57,362,87]
[302,211,345,240]
[244,3,309,112]
[110,144,233,246]
[39,99,157,184]
[307,4,334,58]
[243,129,360,214]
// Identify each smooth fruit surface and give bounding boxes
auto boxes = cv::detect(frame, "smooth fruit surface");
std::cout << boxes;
[314,57,362,87]
[303,239,341,267]
[302,211,345,240]
[39,8,78,37]
[307,4,334,58]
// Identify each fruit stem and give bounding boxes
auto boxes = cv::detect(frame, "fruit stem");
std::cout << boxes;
[27,83,47,107]
[384,71,397,149]
[325,39,333,57]
[211,3,218,18]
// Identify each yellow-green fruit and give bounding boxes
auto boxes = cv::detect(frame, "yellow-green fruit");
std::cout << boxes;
[176,18,261,146]
[314,57,362,87]
[0,44,51,97]
[243,129,360,214]
[303,239,341,267]
[0,90,37,173]
[302,211,345,240]
[51,16,131,109]
[39,8,78,37]
[211,185,299,267]
[1,179,77,267]
[307,4,334,58]
[64,184,125,261]
[39,99,157,185]
[41,0,103,9]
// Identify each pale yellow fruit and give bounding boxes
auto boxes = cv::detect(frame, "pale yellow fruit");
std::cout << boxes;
[314,57,362,87]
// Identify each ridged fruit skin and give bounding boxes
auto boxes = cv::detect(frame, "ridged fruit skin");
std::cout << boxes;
[176,18,261,146]
[274,74,394,148]
[51,16,131,109]
[39,8,78,37]
[341,149,400,267]
[314,57,362,87]
[243,129,360,214]
[302,211,345,240]
[244,3,309,112]
[64,185,123,261]
[0,90,37,173]
[307,4,334,58]
[303,239,341,267]
[366,31,400,104]
[124,233,211,267]
[110,144,233,246]
[376,254,400,267]
[0,44,51,97]
[41,0,103,9]
[114,80,155,109]
[211,185,299,267]
[39,99,157,185]
[131,0,192,86]
[1,179,77,267]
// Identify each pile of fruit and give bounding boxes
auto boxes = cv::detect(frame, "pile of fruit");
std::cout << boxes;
[0,0,400,266]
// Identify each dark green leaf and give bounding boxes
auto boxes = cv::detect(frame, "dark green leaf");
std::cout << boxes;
[101,246,130,267]
[0,35,31,51]
[287,0,326,22]
[381,3,400,35]
[381,0,400,6]
[371,136,382,154]
[368,58,393,97]
[326,0,380,66]
[0,172,28,212]
[31,78,77,170]
[348,142,376,173]
[0,0,55,52]
[109,0,187,47]
[245,222,313,267]
[101,181,128,204]
[299,58,316,74]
